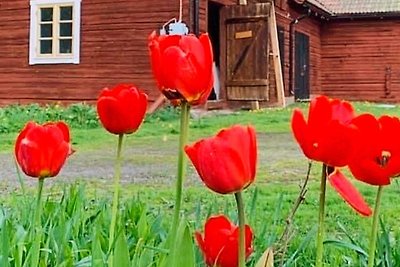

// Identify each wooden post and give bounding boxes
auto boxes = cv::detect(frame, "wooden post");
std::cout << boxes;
[147,94,165,114]
[268,3,286,107]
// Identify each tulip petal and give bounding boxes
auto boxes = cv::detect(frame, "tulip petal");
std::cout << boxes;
[179,34,207,67]
[196,215,253,267]
[16,122,71,178]
[307,96,331,135]
[97,84,147,135]
[291,109,315,160]
[148,33,180,90]
[217,125,257,182]
[349,159,391,186]
[330,98,354,123]
[316,121,356,167]
[328,170,372,216]
[15,121,37,165]
[148,32,213,105]
[197,139,249,194]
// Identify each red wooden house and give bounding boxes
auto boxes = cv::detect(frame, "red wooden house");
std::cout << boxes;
[287,0,400,102]
[1,0,400,107]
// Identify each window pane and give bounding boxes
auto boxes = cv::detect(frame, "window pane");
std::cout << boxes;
[40,24,52,37]
[41,8,53,22]
[60,39,72,54]
[60,23,72,37]
[40,40,52,54]
[60,6,73,20]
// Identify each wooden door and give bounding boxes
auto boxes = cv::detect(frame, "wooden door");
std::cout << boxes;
[294,31,310,100]
[220,3,271,101]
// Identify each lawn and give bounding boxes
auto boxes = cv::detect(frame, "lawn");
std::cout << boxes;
[1,102,400,266]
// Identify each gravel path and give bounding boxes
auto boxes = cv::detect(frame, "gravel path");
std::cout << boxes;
[1,133,303,189]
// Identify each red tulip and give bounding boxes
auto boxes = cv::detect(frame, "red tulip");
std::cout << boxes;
[349,114,400,186]
[195,215,253,267]
[292,96,373,216]
[148,31,213,105]
[97,84,148,135]
[15,121,72,179]
[291,95,357,167]
[185,125,257,194]
[328,169,372,216]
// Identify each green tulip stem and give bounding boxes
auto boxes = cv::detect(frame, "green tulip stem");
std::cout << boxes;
[235,191,246,267]
[316,164,327,267]
[31,178,44,267]
[171,101,190,239]
[108,133,124,258]
[367,185,384,267]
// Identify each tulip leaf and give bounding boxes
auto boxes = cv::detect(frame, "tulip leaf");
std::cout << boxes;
[165,219,195,267]
[91,228,105,267]
[113,230,130,267]
[324,239,368,257]
[255,247,274,267]
[137,209,149,240]
[1,218,10,267]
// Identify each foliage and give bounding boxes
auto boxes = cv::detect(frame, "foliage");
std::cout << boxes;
[0,103,98,134]
[2,102,400,266]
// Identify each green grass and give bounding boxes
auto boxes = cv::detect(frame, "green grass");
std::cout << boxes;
[2,102,400,266]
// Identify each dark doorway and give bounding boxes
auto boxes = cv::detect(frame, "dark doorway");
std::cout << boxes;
[207,1,223,100]
[294,31,310,100]
[277,25,285,80]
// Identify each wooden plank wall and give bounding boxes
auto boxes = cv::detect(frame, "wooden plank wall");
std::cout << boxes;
[0,0,187,105]
[321,20,400,102]
[275,4,322,98]
[199,0,236,33]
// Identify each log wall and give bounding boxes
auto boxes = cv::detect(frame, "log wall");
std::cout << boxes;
[320,19,400,102]
[9,1,397,106]
[0,0,189,105]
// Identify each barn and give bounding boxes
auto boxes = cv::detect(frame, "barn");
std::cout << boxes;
[288,0,400,102]
[1,0,400,108]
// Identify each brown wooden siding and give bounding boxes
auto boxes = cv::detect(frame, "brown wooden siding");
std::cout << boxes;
[0,0,190,105]
[321,20,400,102]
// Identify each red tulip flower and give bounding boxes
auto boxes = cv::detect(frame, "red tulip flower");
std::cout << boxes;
[97,84,148,135]
[328,114,400,217]
[195,215,253,267]
[292,96,372,216]
[148,31,213,105]
[15,121,72,179]
[291,95,357,167]
[349,114,400,186]
[185,125,257,194]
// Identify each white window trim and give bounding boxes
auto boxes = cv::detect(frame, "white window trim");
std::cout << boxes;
[29,0,81,65]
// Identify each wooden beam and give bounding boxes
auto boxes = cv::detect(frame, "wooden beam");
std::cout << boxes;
[268,3,286,107]
[147,94,165,114]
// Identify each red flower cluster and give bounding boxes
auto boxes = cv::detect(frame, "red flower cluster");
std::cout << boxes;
[15,121,72,179]
[185,125,257,194]
[292,95,400,216]
[195,215,253,267]
[97,84,147,135]
[148,31,214,106]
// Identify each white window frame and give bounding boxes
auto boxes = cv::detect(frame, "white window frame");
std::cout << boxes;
[29,0,81,65]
